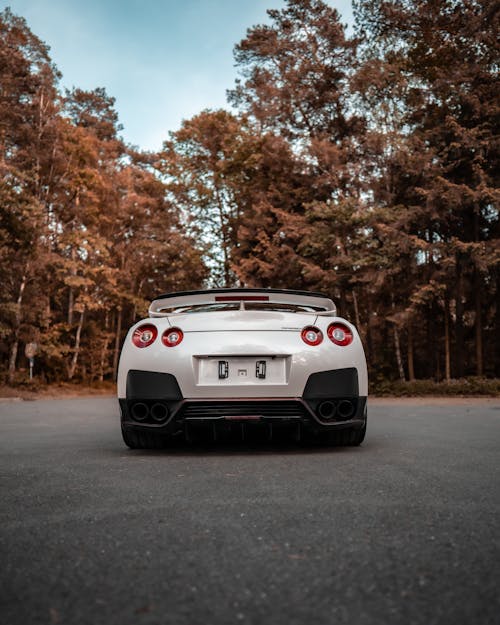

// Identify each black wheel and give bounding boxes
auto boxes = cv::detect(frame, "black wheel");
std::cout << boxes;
[121,426,166,449]
[342,408,368,446]
[346,422,366,446]
[322,418,367,446]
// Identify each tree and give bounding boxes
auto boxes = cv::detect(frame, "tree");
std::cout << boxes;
[228,0,368,294]
[353,0,500,377]
[229,0,359,143]
[159,110,250,286]
[0,9,208,384]
[0,8,61,382]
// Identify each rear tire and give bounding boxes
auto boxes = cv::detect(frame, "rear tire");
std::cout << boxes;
[346,422,366,446]
[121,426,166,449]
[323,419,367,446]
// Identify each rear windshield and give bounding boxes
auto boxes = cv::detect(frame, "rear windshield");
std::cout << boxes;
[157,302,325,314]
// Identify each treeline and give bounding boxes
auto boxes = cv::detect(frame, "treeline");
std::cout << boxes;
[0,8,207,383]
[1,1,498,385]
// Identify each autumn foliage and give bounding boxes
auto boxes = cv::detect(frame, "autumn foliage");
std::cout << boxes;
[1,1,498,386]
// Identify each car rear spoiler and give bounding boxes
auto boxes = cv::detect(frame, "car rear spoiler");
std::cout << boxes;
[149,289,336,317]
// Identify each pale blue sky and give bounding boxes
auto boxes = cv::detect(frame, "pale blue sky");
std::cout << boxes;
[4,0,354,151]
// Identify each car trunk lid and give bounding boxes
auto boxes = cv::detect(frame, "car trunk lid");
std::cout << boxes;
[165,310,317,332]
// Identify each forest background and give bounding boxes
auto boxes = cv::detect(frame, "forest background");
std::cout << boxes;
[0,0,498,394]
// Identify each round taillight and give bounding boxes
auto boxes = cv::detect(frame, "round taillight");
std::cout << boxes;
[162,327,184,347]
[301,326,323,346]
[132,324,158,348]
[327,323,353,346]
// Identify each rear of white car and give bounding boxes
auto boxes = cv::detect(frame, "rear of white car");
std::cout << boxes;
[117,289,368,448]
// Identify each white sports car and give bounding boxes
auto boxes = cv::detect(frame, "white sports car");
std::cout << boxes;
[117,289,368,448]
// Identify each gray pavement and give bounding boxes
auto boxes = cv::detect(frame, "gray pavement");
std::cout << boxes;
[0,397,499,625]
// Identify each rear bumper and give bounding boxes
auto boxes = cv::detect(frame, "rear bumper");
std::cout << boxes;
[119,368,367,435]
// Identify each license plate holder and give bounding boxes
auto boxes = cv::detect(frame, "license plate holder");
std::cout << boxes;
[196,356,286,385]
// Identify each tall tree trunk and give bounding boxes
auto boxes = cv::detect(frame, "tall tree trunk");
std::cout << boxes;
[472,211,483,376]
[98,338,108,383]
[444,296,451,382]
[455,254,465,377]
[8,343,19,385]
[435,346,441,381]
[407,320,415,381]
[394,326,405,382]
[495,267,500,377]
[366,303,374,367]
[8,272,28,384]
[68,248,77,325]
[391,295,405,382]
[352,289,362,338]
[474,271,483,377]
[68,308,85,380]
[99,311,110,382]
[214,181,231,286]
[113,305,123,382]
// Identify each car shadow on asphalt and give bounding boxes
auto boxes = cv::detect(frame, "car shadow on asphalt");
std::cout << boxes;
[109,439,370,457]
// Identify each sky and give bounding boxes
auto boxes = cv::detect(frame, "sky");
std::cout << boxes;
[4,0,354,151]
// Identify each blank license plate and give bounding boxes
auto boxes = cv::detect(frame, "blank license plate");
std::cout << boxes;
[197,357,286,385]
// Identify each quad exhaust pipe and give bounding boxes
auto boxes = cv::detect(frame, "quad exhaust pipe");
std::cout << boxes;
[130,402,169,423]
[150,402,169,422]
[337,400,355,419]
[317,400,336,420]
[131,402,149,421]
[317,399,355,421]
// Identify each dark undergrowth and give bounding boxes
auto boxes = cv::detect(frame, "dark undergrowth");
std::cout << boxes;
[1,377,498,399]
[370,377,500,397]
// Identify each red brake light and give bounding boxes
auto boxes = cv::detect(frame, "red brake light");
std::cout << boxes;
[162,327,184,347]
[301,326,323,346]
[132,324,158,348]
[327,323,353,346]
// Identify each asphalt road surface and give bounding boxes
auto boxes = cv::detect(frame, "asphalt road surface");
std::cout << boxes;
[1,397,499,625]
